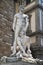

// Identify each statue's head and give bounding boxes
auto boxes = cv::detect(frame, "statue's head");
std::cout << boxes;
[19,5,24,12]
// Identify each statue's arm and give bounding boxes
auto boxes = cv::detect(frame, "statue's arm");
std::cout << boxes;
[12,15,17,31]
[25,15,29,31]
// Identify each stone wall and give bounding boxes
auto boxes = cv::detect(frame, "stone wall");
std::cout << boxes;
[0,0,14,56]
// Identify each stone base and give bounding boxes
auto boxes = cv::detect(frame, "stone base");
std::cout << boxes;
[0,55,43,65]
[1,61,37,65]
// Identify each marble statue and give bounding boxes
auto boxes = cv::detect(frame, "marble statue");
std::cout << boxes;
[11,5,33,58]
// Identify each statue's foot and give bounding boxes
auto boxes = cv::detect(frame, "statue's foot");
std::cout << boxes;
[28,54,33,58]
[23,53,29,57]
[22,53,33,59]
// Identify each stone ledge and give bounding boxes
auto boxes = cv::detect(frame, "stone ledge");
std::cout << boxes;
[1,61,38,65]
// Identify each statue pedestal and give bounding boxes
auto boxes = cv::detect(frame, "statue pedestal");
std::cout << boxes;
[1,57,43,65]
[1,61,37,65]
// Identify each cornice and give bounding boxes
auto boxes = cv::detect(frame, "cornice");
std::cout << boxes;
[24,1,43,13]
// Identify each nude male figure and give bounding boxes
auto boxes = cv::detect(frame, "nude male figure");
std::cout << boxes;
[11,5,30,57]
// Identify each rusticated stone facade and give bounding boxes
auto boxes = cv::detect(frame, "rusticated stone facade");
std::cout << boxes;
[0,0,14,56]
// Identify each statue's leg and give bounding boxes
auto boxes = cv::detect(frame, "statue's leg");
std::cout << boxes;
[25,36,33,58]
[27,45,33,58]
[12,25,22,55]
[17,37,25,53]
[17,37,29,57]
[10,33,17,56]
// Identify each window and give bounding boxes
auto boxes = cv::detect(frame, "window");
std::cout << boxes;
[14,0,17,2]
[19,0,26,6]
[41,38,43,46]
[41,0,43,4]
[39,0,43,5]
[26,0,31,5]
[39,0,43,46]
[26,0,35,5]
[39,0,43,30]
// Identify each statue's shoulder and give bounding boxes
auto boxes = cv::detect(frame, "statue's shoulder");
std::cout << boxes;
[14,13,19,17]
[23,14,29,18]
